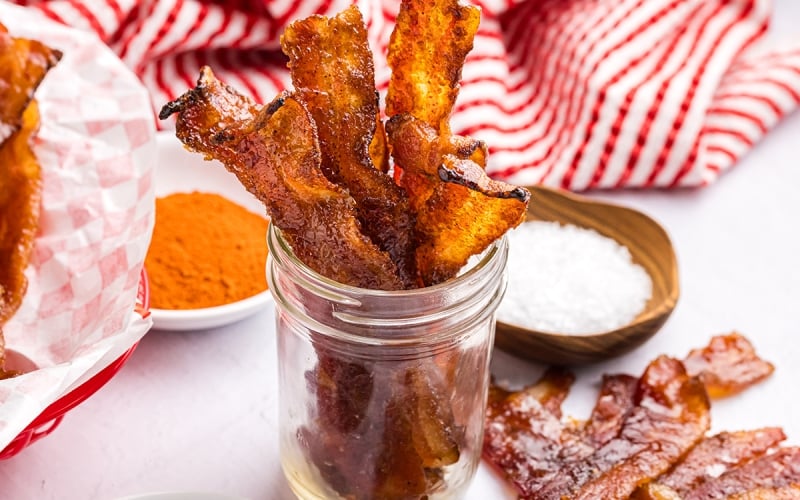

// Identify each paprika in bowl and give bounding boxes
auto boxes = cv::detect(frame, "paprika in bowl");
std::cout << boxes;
[146,132,273,331]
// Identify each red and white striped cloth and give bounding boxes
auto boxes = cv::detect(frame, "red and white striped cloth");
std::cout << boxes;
[10,0,800,190]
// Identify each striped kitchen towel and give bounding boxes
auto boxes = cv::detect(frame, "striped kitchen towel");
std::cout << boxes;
[10,0,800,190]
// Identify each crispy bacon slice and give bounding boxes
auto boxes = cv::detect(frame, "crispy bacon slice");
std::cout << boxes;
[534,357,710,500]
[655,428,787,495]
[158,66,260,165]
[581,374,638,448]
[281,7,417,286]
[387,115,529,285]
[385,0,480,134]
[0,101,42,327]
[728,484,800,499]
[0,23,62,144]
[415,156,529,285]
[684,447,800,499]
[633,483,683,499]
[683,332,774,399]
[386,114,442,212]
[484,336,783,500]
[484,369,593,498]
[160,70,404,290]
[370,116,389,174]
[489,368,575,419]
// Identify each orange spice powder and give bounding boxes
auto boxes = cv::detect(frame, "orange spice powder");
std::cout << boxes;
[145,192,269,309]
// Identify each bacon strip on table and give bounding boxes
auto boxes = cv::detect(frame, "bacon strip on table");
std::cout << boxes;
[683,332,774,399]
[580,374,638,449]
[684,447,800,499]
[484,333,784,500]
[536,357,711,500]
[484,369,594,499]
[654,428,787,495]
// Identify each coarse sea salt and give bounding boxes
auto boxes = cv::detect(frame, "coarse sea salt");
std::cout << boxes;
[497,221,653,335]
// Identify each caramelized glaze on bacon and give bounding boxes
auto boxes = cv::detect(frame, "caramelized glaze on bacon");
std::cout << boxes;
[281,7,418,287]
[684,332,775,399]
[537,357,710,500]
[727,484,800,499]
[484,334,789,500]
[0,23,61,143]
[581,373,638,448]
[484,369,593,499]
[685,447,800,499]
[656,428,786,495]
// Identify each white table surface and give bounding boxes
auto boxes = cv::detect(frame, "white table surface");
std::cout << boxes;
[2,3,799,499]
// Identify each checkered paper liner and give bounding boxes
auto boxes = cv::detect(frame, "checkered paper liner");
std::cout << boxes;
[0,3,155,451]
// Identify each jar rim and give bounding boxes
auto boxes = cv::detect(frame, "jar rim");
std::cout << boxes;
[266,224,506,298]
[266,225,509,348]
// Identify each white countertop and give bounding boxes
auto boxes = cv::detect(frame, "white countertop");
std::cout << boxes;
[2,2,799,498]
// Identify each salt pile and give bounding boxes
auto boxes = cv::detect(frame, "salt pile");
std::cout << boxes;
[497,221,652,335]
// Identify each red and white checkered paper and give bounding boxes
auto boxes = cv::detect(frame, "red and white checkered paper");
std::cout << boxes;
[9,0,800,190]
[0,2,155,449]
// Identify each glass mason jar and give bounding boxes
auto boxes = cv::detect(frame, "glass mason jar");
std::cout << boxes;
[266,225,508,500]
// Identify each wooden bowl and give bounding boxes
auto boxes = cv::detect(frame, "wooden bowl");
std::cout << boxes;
[494,185,679,365]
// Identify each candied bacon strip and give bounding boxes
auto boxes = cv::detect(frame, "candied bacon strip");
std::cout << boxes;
[281,7,417,286]
[385,113,442,213]
[415,155,529,285]
[370,116,389,174]
[581,374,638,448]
[160,71,404,290]
[633,483,683,499]
[235,98,405,291]
[386,114,492,212]
[685,447,800,500]
[683,332,774,398]
[0,101,42,327]
[728,484,800,499]
[655,428,787,495]
[158,66,260,165]
[484,369,593,498]
[534,356,710,500]
[0,22,62,143]
[489,368,575,419]
[387,114,529,284]
[385,0,480,134]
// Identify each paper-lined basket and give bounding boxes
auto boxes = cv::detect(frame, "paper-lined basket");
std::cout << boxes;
[0,3,156,454]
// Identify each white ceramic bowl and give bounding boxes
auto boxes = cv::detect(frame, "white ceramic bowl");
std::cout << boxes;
[149,132,273,331]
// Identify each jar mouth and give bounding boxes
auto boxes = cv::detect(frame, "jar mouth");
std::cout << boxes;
[266,224,505,300]
[267,225,509,348]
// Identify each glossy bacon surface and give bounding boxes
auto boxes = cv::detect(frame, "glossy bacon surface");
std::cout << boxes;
[580,374,638,448]
[683,332,775,398]
[685,447,800,499]
[0,101,41,328]
[0,22,61,144]
[540,357,711,500]
[483,334,785,500]
[484,369,592,498]
[386,114,529,285]
[385,0,480,133]
[281,7,417,287]
[160,70,405,290]
[656,428,787,495]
